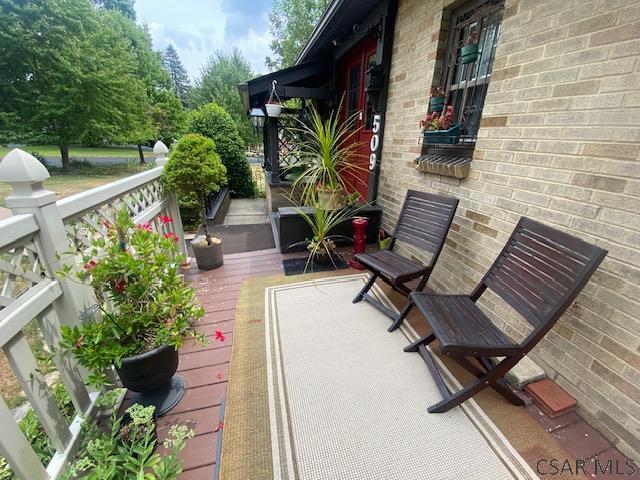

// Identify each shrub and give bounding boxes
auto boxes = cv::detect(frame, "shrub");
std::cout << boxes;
[187,103,255,197]
[163,134,227,243]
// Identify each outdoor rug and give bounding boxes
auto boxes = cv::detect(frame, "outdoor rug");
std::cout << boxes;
[221,273,544,480]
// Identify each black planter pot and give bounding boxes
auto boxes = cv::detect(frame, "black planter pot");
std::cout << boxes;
[117,345,178,392]
[116,345,185,416]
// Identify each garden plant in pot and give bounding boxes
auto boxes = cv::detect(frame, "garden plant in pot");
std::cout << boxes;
[59,208,206,415]
[163,133,228,270]
[460,30,479,65]
[294,196,363,271]
[419,104,460,144]
[427,86,446,113]
[289,102,367,210]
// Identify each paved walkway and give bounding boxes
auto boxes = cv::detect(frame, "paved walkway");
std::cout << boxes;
[222,198,269,225]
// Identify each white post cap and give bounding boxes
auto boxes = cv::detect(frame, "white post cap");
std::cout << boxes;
[153,141,169,168]
[0,149,56,207]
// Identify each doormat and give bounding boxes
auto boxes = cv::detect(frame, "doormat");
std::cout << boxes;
[282,254,349,276]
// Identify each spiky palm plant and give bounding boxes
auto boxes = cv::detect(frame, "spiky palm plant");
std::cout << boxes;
[288,102,368,206]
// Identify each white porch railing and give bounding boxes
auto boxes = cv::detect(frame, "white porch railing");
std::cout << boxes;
[0,142,184,479]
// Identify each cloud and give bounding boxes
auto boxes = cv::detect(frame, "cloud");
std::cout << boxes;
[136,0,272,80]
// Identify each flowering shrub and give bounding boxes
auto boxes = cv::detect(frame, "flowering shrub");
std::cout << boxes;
[59,208,205,388]
[419,105,455,132]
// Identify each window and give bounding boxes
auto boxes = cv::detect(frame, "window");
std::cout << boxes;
[441,0,504,142]
[364,53,377,130]
[346,64,361,123]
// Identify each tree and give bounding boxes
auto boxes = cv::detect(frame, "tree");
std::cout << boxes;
[190,48,257,147]
[163,134,227,245]
[0,0,148,170]
[162,45,191,106]
[92,0,136,19]
[265,0,330,70]
[187,104,255,198]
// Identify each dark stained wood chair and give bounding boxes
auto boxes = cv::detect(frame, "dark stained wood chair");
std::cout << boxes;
[400,217,607,413]
[352,190,458,330]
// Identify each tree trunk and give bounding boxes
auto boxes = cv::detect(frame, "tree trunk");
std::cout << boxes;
[201,192,212,245]
[137,144,146,165]
[60,144,70,171]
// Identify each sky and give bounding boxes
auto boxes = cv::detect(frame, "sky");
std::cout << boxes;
[135,0,273,81]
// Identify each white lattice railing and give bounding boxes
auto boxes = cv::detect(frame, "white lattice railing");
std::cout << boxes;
[0,143,184,479]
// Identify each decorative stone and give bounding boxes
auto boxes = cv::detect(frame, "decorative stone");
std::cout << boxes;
[491,355,547,390]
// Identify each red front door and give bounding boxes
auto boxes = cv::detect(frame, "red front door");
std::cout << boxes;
[340,36,377,202]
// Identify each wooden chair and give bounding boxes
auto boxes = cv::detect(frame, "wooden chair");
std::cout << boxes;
[352,190,458,330]
[400,217,607,413]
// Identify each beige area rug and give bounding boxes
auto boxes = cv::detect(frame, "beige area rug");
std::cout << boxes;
[221,271,582,480]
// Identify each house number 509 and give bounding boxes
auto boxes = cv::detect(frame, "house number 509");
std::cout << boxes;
[369,114,382,171]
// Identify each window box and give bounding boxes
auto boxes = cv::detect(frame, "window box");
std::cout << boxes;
[423,124,460,144]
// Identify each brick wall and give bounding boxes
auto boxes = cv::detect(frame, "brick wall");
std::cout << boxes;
[378,0,640,457]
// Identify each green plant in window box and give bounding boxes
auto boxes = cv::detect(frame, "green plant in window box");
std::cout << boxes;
[58,208,205,389]
[419,104,460,144]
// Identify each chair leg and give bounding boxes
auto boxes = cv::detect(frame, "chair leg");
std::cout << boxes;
[403,333,435,352]
[353,273,377,303]
[387,301,413,332]
[427,376,490,413]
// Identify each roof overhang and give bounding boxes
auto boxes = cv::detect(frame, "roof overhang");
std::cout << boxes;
[296,0,385,65]
[238,60,333,111]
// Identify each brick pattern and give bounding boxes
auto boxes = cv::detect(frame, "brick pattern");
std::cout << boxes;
[378,0,640,458]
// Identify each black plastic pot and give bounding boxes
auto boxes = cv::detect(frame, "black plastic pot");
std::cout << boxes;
[116,345,178,393]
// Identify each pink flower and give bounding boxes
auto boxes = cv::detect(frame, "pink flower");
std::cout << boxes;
[216,371,223,380]
[159,215,173,225]
[214,421,224,432]
[214,329,225,342]
[164,232,179,242]
[137,222,152,231]
[84,259,97,271]
[102,220,111,229]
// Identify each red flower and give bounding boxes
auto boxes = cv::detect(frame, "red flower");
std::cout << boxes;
[214,421,224,432]
[137,223,152,231]
[114,279,127,293]
[159,215,173,225]
[84,259,97,271]
[164,232,179,242]
[214,329,225,342]
[75,335,84,350]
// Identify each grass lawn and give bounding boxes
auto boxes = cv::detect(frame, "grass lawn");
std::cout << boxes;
[0,144,153,158]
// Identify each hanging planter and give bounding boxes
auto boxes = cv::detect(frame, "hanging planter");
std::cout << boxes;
[460,30,479,65]
[429,96,445,112]
[265,79,283,117]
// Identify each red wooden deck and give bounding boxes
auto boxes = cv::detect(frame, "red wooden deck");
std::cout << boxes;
[159,248,284,479]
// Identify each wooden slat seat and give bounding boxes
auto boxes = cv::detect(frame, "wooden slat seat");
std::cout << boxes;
[356,250,427,284]
[409,294,518,356]
[402,217,608,413]
[352,190,459,329]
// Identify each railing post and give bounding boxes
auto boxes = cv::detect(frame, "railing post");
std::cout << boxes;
[267,117,280,184]
[0,149,94,411]
[154,141,188,258]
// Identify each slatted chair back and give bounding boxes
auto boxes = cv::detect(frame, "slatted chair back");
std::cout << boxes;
[391,190,458,267]
[473,217,607,341]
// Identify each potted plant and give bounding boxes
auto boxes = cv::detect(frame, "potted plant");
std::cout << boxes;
[378,228,392,250]
[419,104,460,144]
[289,102,367,210]
[460,30,479,65]
[59,208,206,398]
[295,199,363,270]
[265,99,282,117]
[163,133,227,270]
[428,86,446,113]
